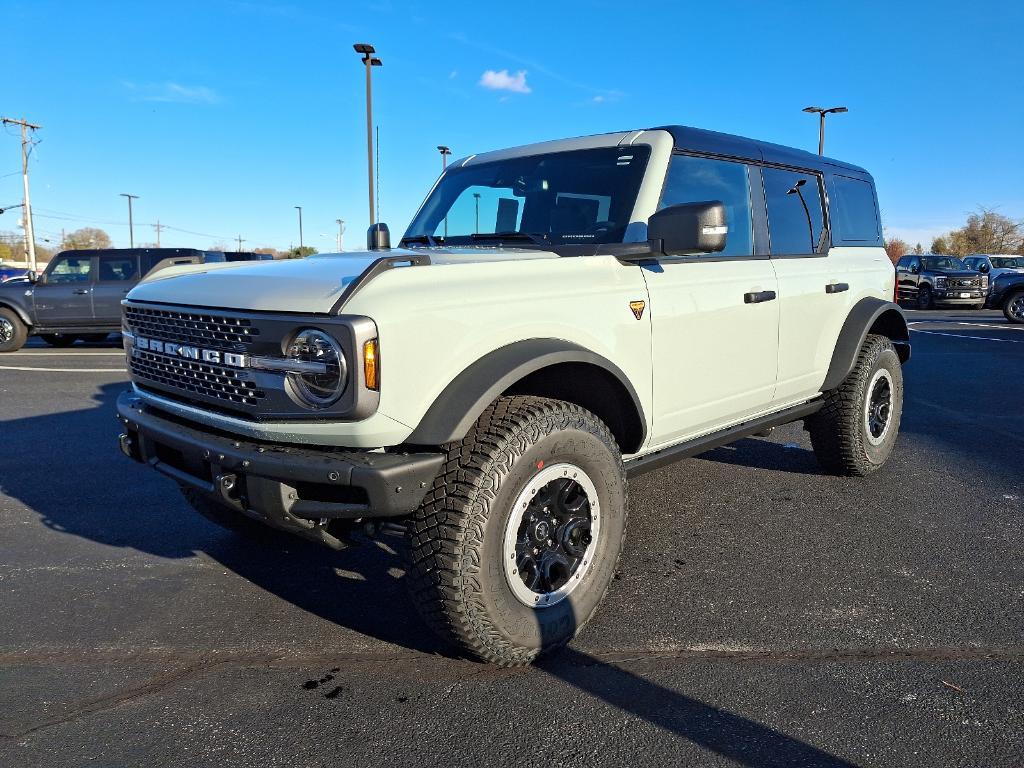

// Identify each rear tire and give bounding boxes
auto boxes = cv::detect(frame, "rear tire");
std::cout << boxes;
[0,308,28,353]
[81,333,109,342]
[807,334,903,476]
[916,284,933,310]
[1004,290,1024,324]
[406,396,627,666]
[40,333,78,347]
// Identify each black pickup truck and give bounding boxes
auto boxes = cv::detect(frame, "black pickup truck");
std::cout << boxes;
[895,254,988,310]
[0,248,228,352]
[988,271,1024,323]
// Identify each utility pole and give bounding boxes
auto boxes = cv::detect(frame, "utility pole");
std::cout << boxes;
[294,206,304,250]
[354,43,382,225]
[336,218,346,251]
[153,219,164,247]
[1,116,41,273]
[120,193,139,247]
[236,235,245,251]
[802,106,848,155]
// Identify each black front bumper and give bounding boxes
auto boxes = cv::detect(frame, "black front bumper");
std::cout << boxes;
[116,391,444,545]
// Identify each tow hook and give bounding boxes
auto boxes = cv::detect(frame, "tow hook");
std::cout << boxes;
[118,433,141,462]
[215,472,245,511]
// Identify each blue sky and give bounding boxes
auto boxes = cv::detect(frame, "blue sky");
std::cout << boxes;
[2,0,1022,252]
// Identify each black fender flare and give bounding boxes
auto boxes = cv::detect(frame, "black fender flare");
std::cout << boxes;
[0,300,32,327]
[405,338,647,447]
[821,298,910,391]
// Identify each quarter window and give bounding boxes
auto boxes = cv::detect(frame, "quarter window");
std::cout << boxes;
[831,175,880,242]
[659,155,753,257]
[46,254,92,283]
[763,168,827,255]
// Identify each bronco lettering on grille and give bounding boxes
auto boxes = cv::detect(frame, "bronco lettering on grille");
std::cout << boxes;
[134,335,248,368]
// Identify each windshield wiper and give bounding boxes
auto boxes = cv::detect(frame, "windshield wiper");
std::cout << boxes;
[469,231,549,248]
[399,234,441,247]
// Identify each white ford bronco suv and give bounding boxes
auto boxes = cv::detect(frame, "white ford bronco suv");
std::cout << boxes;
[116,125,910,666]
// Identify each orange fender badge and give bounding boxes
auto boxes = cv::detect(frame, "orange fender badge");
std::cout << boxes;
[629,300,646,320]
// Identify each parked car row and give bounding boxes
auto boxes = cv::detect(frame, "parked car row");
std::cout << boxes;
[0,248,272,352]
[895,253,1024,322]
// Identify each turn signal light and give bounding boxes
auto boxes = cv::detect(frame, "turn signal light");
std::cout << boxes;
[363,339,379,390]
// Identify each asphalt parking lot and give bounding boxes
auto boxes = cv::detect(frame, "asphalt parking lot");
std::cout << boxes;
[1,309,1021,767]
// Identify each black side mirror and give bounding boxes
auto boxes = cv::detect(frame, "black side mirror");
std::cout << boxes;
[648,201,727,256]
[978,263,990,274]
[910,264,919,274]
[28,271,40,284]
[367,223,391,250]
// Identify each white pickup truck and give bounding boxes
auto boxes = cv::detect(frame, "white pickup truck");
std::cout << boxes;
[116,125,909,666]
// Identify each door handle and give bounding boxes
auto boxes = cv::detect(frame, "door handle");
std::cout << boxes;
[825,282,849,294]
[743,290,777,304]
[72,288,91,295]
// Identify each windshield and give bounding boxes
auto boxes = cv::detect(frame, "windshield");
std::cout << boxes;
[991,257,1024,269]
[403,146,651,247]
[922,256,966,271]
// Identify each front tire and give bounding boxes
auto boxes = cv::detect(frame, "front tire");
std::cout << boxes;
[0,308,28,353]
[916,284,933,310]
[1004,290,1024,324]
[807,334,904,476]
[406,396,627,666]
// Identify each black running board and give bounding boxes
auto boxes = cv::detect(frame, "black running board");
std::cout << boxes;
[624,400,824,478]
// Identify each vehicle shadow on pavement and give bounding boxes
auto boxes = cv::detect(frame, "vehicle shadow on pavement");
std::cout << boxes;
[696,437,823,475]
[5,382,853,763]
[0,381,448,657]
[539,646,855,767]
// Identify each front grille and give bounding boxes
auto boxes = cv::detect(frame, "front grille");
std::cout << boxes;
[129,350,265,406]
[952,278,980,288]
[124,305,259,350]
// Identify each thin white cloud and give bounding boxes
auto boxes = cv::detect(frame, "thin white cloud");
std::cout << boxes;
[123,81,220,104]
[479,69,531,94]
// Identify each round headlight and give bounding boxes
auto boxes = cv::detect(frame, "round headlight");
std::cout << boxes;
[286,328,347,408]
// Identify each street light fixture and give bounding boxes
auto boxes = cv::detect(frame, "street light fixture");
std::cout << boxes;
[294,206,304,250]
[354,43,383,227]
[437,145,451,171]
[802,106,848,155]
[473,192,481,234]
[336,218,346,251]
[120,193,139,248]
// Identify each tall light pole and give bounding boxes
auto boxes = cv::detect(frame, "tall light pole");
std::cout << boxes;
[120,193,139,248]
[437,145,452,238]
[802,106,848,155]
[294,206,304,250]
[336,218,346,251]
[473,192,481,234]
[354,43,383,226]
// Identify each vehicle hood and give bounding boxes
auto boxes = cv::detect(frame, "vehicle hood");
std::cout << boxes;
[126,247,559,314]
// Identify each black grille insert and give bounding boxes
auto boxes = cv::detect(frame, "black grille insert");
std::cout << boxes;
[130,350,265,406]
[124,305,259,349]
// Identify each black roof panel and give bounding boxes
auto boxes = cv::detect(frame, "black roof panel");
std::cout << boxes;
[651,125,869,176]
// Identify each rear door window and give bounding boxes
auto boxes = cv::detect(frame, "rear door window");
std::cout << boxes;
[659,154,753,257]
[763,168,827,255]
[97,254,138,282]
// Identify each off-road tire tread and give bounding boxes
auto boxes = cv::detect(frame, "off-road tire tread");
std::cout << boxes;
[807,334,901,477]
[405,395,626,667]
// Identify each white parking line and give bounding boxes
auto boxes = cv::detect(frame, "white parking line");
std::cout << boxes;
[0,365,126,373]
[909,329,1024,344]
[908,320,1024,332]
